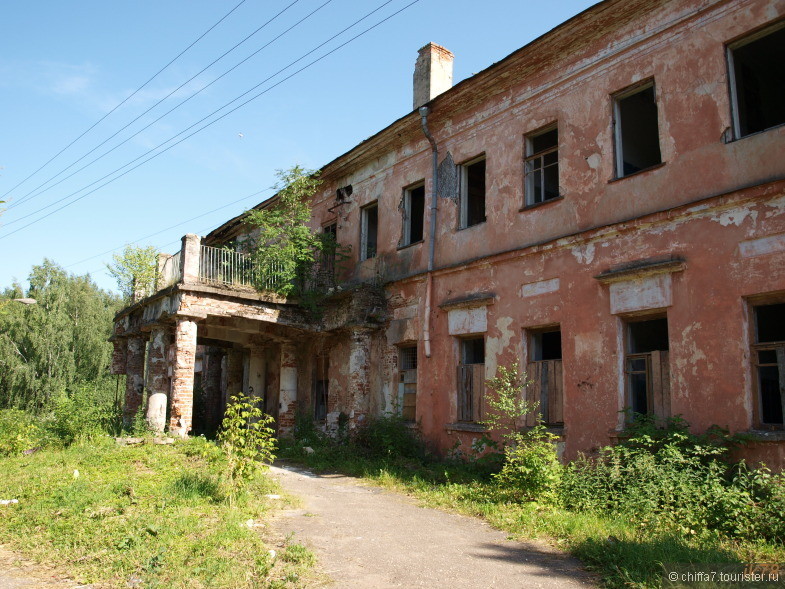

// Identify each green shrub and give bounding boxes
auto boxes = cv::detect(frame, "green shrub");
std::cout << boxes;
[0,408,42,456]
[218,392,277,503]
[352,415,428,462]
[559,415,785,544]
[494,424,562,502]
[47,385,116,446]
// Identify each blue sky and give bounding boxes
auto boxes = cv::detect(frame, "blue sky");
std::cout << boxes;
[0,0,597,293]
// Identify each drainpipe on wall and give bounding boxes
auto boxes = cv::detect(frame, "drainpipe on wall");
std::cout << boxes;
[419,106,438,358]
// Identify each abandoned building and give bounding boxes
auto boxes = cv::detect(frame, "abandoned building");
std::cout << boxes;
[111,0,785,469]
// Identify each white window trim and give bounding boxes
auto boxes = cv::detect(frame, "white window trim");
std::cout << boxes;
[727,20,785,140]
[459,155,486,230]
[524,124,559,206]
[360,202,378,261]
[612,80,658,179]
[402,182,424,246]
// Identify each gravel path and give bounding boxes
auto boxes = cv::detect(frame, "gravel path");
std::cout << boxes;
[270,464,596,589]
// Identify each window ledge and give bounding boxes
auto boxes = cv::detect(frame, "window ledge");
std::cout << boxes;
[726,121,785,143]
[457,220,487,232]
[744,430,785,442]
[397,240,423,251]
[519,195,564,212]
[520,425,565,437]
[608,161,666,184]
[446,422,488,433]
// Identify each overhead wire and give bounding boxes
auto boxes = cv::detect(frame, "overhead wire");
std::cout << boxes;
[0,0,419,242]
[65,187,273,269]
[7,0,307,212]
[2,0,249,204]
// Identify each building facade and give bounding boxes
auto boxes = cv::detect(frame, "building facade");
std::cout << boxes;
[112,0,785,468]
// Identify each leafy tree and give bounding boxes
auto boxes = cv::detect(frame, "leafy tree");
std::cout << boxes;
[106,244,158,302]
[0,260,121,411]
[245,166,322,296]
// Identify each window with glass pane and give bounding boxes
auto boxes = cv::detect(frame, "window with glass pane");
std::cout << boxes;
[524,126,559,205]
[753,302,785,428]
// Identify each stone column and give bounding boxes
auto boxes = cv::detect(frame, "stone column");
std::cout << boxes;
[278,343,298,435]
[169,317,198,437]
[348,328,373,429]
[145,327,171,433]
[123,336,146,428]
[180,234,201,285]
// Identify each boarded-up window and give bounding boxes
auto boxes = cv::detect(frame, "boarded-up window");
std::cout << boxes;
[753,302,785,428]
[458,337,485,422]
[625,317,670,420]
[399,346,418,422]
[525,328,563,426]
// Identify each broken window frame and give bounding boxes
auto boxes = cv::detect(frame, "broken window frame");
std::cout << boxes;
[524,124,560,207]
[401,181,425,247]
[612,80,663,179]
[727,20,785,140]
[750,300,785,430]
[623,315,670,422]
[525,326,564,427]
[399,345,418,422]
[360,201,378,261]
[458,155,486,230]
[457,336,485,422]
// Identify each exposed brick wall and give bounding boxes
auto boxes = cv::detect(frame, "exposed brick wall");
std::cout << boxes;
[348,328,372,429]
[123,336,146,428]
[169,318,198,437]
[111,338,127,375]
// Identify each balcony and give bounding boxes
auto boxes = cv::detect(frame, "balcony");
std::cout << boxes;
[152,234,287,298]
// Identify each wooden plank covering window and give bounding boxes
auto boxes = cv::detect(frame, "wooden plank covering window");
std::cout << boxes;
[457,364,484,422]
[525,360,563,426]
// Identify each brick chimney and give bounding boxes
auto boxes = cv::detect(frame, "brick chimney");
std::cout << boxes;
[413,43,454,110]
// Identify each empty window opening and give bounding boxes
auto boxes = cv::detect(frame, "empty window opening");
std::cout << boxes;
[524,126,559,205]
[313,353,329,422]
[402,183,425,246]
[625,317,670,418]
[399,345,418,422]
[458,337,485,422]
[614,83,662,177]
[753,302,785,427]
[526,327,564,426]
[460,157,486,228]
[360,202,378,260]
[730,23,785,138]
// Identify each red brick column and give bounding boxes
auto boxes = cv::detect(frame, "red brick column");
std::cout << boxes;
[123,336,146,428]
[278,343,298,436]
[110,337,127,375]
[169,317,198,437]
[348,328,372,430]
[145,326,171,433]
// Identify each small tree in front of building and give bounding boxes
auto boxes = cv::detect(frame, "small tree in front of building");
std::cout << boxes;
[218,392,277,505]
[244,166,322,296]
[106,244,158,302]
[482,365,562,503]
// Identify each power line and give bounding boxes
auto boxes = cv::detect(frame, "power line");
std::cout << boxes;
[65,188,272,269]
[7,0,306,212]
[0,0,416,241]
[2,0,249,204]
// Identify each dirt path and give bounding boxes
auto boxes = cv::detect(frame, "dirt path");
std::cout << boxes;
[0,548,92,589]
[270,464,596,589]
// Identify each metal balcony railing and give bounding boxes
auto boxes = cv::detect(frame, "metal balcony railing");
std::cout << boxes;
[197,245,284,292]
